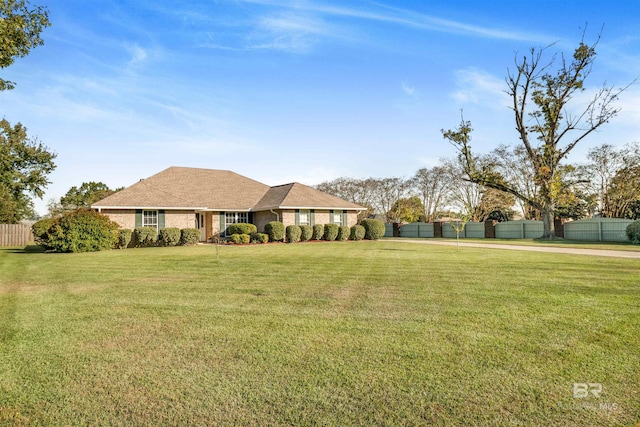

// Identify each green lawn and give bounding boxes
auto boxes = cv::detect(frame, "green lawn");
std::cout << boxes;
[1,242,638,426]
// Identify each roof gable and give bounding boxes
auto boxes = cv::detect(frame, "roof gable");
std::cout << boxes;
[253,182,365,211]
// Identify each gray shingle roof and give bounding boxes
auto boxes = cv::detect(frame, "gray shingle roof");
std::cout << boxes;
[93,167,365,211]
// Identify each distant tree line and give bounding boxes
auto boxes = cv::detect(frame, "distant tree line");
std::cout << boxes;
[316,141,640,223]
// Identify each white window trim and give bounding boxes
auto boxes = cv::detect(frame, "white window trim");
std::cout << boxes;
[143,210,159,231]
[299,209,310,226]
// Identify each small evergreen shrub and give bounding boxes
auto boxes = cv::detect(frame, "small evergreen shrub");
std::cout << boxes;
[134,227,158,247]
[250,232,269,244]
[337,225,350,241]
[32,217,56,249]
[229,233,251,244]
[46,209,119,253]
[117,229,132,249]
[350,224,365,241]
[299,225,313,242]
[160,227,181,246]
[324,223,339,241]
[626,220,640,244]
[265,221,285,242]
[361,218,386,240]
[227,223,257,235]
[286,225,302,243]
[180,228,200,246]
[312,224,324,240]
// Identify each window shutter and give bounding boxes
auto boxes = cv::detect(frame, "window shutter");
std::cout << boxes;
[248,212,254,224]
[310,209,315,226]
[342,210,347,226]
[295,209,300,225]
[219,212,226,236]
[158,210,165,230]
[135,210,142,228]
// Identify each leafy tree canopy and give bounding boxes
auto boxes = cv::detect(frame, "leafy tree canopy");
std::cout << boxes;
[0,0,50,90]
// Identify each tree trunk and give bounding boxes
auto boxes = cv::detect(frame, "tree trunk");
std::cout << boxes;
[540,206,556,239]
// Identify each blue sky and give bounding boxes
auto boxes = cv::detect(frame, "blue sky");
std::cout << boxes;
[3,0,640,215]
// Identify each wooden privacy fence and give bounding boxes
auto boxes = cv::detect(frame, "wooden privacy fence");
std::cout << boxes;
[0,224,35,246]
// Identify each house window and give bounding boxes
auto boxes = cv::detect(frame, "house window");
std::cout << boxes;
[225,212,248,225]
[298,209,310,226]
[143,210,158,230]
[331,210,343,225]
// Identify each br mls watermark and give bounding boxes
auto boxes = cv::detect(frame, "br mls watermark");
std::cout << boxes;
[557,383,620,411]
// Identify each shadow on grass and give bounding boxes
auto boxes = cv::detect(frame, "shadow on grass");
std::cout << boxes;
[0,245,46,254]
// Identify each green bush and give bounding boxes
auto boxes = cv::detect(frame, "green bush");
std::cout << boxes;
[350,224,365,241]
[160,227,181,246]
[337,225,350,241]
[299,225,313,242]
[117,229,132,249]
[324,223,339,241]
[265,221,285,242]
[134,227,158,247]
[180,228,200,246]
[46,208,119,253]
[286,225,302,243]
[227,223,257,236]
[32,217,56,249]
[312,224,324,240]
[229,233,251,244]
[626,220,640,244]
[250,232,269,244]
[361,218,386,240]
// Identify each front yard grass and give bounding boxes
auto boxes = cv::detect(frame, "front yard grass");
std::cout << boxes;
[1,242,638,426]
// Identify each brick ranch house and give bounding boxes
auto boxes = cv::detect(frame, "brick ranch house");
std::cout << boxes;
[92,167,366,242]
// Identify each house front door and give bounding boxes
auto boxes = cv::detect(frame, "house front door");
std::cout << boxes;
[196,213,206,242]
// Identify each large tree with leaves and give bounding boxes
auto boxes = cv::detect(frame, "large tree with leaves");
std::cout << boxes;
[444,34,629,238]
[1,0,50,91]
[0,119,56,222]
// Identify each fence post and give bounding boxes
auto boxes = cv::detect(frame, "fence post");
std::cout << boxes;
[484,220,496,238]
[433,221,442,238]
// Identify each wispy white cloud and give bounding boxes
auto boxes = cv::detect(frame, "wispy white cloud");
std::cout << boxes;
[451,67,508,108]
[402,82,415,96]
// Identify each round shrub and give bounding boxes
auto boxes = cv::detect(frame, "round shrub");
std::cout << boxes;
[159,227,181,246]
[286,225,302,243]
[250,232,269,244]
[626,220,640,244]
[299,225,313,242]
[312,224,324,240]
[324,223,339,241]
[229,233,250,244]
[265,221,285,242]
[46,208,119,253]
[134,227,158,247]
[32,217,56,249]
[350,224,365,241]
[361,218,386,240]
[337,225,350,241]
[227,223,257,236]
[180,228,200,246]
[117,229,133,249]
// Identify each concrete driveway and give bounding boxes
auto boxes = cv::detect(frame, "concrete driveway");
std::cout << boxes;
[384,239,640,259]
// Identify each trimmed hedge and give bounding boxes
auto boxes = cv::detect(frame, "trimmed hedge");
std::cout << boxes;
[286,225,302,243]
[46,209,119,253]
[299,225,313,242]
[134,227,158,247]
[229,233,251,244]
[626,220,640,244]
[117,229,133,249]
[324,223,339,241]
[265,221,285,242]
[180,228,200,246]
[350,224,365,241]
[337,225,350,241]
[227,223,257,235]
[312,224,324,240]
[361,218,386,240]
[32,217,56,249]
[250,232,269,244]
[160,227,181,246]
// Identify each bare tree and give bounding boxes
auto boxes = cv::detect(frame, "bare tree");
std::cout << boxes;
[444,34,631,238]
[412,166,449,222]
